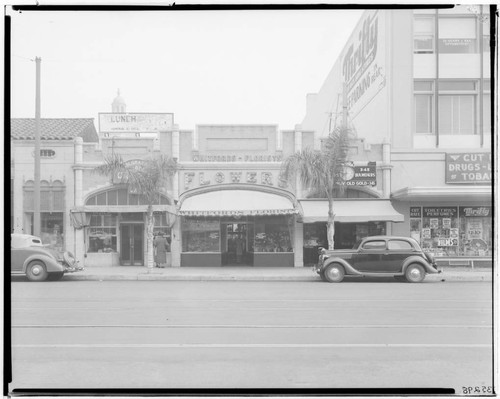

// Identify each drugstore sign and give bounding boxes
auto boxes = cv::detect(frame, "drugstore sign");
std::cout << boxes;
[446,153,491,184]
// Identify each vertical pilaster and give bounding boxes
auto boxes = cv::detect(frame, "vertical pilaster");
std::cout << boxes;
[294,124,303,197]
[382,138,392,236]
[294,218,304,267]
[74,137,85,263]
[171,218,182,267]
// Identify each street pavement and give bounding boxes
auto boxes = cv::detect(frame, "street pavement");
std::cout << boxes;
[9,280,493,392]
[59,265,493,282]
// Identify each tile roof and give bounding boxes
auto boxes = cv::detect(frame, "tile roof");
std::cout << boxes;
[10,118,99,142]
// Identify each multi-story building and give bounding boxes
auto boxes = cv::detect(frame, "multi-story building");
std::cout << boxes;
[301,6,493,265]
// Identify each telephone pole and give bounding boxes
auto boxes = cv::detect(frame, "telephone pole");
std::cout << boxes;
[34,57,41,237]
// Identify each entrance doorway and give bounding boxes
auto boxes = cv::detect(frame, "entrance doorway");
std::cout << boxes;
[120,224,144,265]
[222,222,254,266]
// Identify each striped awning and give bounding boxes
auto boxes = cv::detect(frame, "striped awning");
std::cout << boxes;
[179,190,298,217]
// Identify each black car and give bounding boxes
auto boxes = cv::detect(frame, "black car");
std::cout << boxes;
[314,236,441,283]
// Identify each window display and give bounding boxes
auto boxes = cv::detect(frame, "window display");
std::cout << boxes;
[88,214,118,253]
[410,206,492,257]
[459,207,492,256]
[254,217,293,253]
[153,213,172,251]
[182,218,220,252]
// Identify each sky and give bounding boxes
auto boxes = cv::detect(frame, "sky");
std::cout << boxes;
[8,8,363,129]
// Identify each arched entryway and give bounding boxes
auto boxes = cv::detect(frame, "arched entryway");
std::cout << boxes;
[81,185,174,266]
[178,185,299,267]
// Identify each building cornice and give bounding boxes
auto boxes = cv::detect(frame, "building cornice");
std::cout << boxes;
[391,186,492,201]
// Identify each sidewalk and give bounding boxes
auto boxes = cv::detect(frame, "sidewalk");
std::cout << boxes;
[63,266,493,282]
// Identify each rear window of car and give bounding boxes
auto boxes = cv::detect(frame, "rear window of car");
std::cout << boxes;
[388,240,413,250]
[361,240,386,250]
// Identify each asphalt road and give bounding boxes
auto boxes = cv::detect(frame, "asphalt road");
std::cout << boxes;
[8,280,494,392]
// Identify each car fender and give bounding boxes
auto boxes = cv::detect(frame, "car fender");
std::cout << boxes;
[402,256,435,274]
[23,254,64,273]
[323,257,363,276]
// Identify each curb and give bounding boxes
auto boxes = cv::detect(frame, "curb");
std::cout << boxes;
[62,272,492,282]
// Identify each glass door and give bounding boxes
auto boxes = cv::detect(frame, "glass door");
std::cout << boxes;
[222,223,253,266]
[120,224,144,266]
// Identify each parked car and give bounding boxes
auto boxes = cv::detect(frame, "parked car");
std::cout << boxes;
[11,234,84,281]
[314,236,441,283]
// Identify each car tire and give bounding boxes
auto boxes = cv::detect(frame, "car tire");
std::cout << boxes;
[26,261,48,282]
[405,264,425,283]
[47,272,64,281]
[319,271,328,282]
[323,263,345,283]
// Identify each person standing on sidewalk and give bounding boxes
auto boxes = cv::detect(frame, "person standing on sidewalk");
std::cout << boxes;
[154,232,168,268]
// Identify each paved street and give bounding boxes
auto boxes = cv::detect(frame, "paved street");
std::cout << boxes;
[9,280,493,392]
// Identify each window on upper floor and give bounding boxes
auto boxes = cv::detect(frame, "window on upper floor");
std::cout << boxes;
[438,17,477,53]
[414,16,435,54]
[414,81,434,134]
[438,81,477,135]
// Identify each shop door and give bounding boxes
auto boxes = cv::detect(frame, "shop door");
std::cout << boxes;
[120,224,144,266]
[223,223,253,266]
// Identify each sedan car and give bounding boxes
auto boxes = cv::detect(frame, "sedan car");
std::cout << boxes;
[11,234,83,281]
[314,236,441,283]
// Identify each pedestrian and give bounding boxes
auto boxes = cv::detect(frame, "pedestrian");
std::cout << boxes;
[154,231,168,268]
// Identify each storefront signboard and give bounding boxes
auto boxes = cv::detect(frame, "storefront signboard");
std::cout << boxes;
[423,207,458,218]
[445,153,491,184]
[192,154,283,162]
[341,11,386,117]
[410,207,421,218]
[459,206,491,217]
[99,113,174,133]
[337,162,377,187]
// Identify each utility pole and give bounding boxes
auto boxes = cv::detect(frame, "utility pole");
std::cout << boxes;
[34,57,41,237]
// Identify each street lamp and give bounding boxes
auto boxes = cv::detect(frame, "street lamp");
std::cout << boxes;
[70,208,91,264]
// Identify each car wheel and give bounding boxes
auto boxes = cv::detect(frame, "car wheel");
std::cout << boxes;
[48,272,64,281]
[26,261,48,282]
[319,271,328,282]
[323,263,345,283]
[405,264,425,283]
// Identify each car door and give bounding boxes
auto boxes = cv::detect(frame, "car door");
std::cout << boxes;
[351,239,387,272]
[11,247,27,272]
[383,239,415,272]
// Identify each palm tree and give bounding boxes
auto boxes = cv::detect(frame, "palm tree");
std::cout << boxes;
[280,126,354,250]
[94,153,178,269]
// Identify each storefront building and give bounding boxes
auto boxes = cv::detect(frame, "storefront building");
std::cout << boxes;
[300,6,492,265]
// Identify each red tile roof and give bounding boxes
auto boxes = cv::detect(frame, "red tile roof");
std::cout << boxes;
[10,118,99,142]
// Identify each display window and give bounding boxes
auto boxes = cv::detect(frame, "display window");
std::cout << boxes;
[26,212,65,252]
[88,214,118,253]
[459,207,492,256]
[254,216,293,253]
[410,206,492,257]
[182,218,220,252]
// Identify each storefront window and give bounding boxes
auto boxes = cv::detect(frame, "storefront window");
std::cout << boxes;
[182,218,220,252]
[88,214,118,253]
[411,206,492,257]
[459,207,492,256]
[254,216,293,253]
[26,212,65,252]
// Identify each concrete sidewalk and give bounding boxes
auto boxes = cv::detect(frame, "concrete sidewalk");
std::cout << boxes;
[62,266,493,282]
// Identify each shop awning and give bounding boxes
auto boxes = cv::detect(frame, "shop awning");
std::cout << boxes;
[299,199,404,223]
[179,190,299,217]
